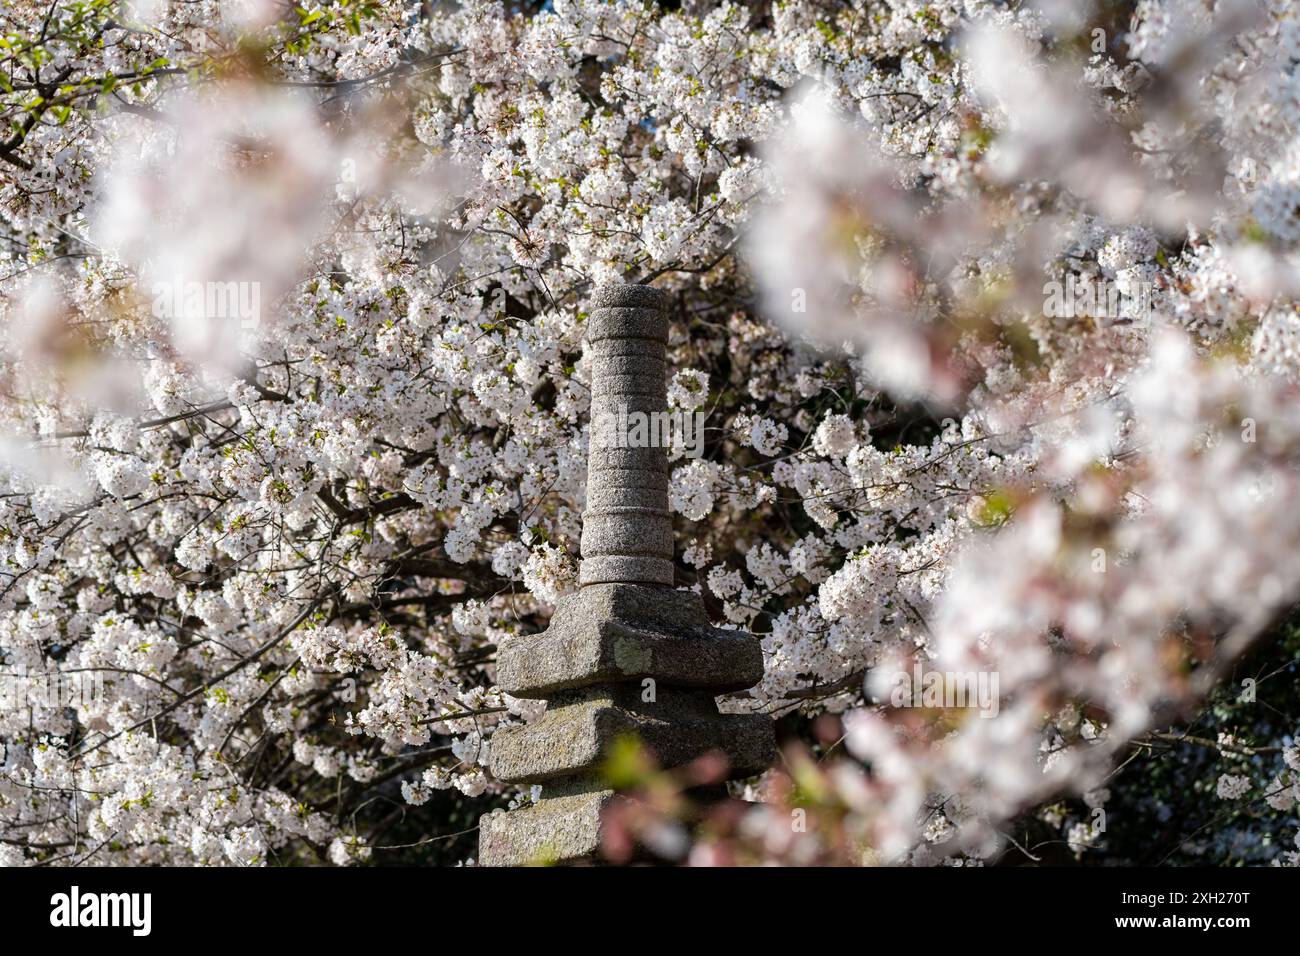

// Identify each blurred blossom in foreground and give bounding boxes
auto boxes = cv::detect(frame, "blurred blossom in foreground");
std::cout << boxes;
[734,0,1300,863]
[91,73,461,373]
[92,79,340,370]
[746,89,970,403]
[847,332,1300,859]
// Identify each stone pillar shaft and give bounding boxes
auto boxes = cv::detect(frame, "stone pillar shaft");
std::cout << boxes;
[478,284,774,866]
[581,286,675,587]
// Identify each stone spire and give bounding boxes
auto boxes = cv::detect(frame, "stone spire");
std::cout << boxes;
[578,284,675,588]
[477,285,774,866]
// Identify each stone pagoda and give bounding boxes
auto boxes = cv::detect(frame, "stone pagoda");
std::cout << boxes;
[477,284,774,866]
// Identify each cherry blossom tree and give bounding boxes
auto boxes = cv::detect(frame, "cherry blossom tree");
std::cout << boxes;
[1,0,1299,866]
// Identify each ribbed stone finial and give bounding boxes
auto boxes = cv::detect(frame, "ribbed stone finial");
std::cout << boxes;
[580,284,674,587]
[477,284,775,867]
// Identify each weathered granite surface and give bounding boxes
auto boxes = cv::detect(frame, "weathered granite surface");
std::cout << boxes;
[580,287,674,589]
[490,685,775,785]
[497,584,764,697]
[479,790,614,867]
[477,284,775,866]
